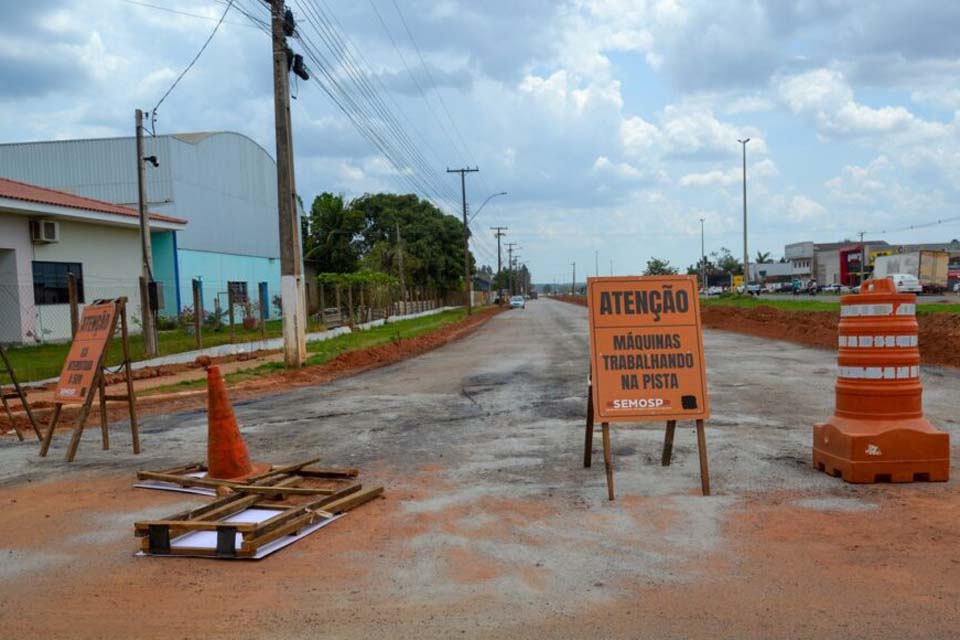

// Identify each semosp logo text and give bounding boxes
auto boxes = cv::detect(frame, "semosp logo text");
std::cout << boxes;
[606,398,670,409]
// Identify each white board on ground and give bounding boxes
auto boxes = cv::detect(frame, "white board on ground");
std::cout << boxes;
[134,471,216,496]
[136,507,344,560]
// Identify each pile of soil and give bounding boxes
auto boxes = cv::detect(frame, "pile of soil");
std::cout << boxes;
[2,307,504,438]
[554,294,960,369]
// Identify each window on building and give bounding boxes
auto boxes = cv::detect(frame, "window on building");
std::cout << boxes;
[32,261,84,305]
[227,281,249,304]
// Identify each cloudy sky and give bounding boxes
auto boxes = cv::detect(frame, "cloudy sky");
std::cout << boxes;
[2,1,960,283]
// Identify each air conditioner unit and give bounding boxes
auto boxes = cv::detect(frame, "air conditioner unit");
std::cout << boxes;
[30,220,60,244]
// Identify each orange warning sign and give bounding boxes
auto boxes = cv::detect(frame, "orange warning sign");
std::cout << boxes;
[54,302,117,403]
[588,275,709,422]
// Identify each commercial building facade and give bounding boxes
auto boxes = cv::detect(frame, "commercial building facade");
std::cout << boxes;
[0,131,284,322]
[0,177,185,343]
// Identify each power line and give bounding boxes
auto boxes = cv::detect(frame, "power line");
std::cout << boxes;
[121,0,257,28]
[150,0,236,131]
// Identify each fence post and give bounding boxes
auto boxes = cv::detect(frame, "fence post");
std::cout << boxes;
[347,286,355,329]
[257,282,270,340]
[319,284,326,326]
[228,287,236,344]
[335,286,342,325]
[192,279,203,348]
[67,272,79,338]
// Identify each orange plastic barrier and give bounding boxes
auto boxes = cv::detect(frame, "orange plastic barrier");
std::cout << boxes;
[813,279,949,482]
[205,364,270,480]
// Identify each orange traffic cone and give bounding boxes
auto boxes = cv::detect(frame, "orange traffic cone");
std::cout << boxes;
[205,364,270,480]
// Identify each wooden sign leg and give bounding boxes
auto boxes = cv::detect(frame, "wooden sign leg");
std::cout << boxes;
[583,382,594,468]
[601,422,614,501]
[120,302,141,454]
[696,419,711,496]
[661,420,677,466]
[98,373,109,450]
[65,374,101,462]
[39,404,63,457]
[1,390,25,441]
[1,345,42,440]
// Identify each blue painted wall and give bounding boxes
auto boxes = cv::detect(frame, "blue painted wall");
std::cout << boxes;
[151,230,179,318]
[177,249,280,319]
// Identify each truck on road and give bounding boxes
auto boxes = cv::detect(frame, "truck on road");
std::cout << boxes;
[872,251,950,293]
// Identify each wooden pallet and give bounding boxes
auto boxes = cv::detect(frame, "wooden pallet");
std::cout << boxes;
[135,457,361,497]
[135,484,383,558]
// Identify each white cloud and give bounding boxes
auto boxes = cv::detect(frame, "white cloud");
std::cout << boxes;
[787,195,827,222]
[776,68,950,140]
[680,159,778,187]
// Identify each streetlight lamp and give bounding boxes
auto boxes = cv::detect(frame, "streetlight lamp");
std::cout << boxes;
[468,191,507,223]
[738,138,750,291]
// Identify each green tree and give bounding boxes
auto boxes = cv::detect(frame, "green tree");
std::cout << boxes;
[755,251,773,264]
[304,193,364,273]
[306,192,470,294]
[644,257,679,275]
[711,247,742,275]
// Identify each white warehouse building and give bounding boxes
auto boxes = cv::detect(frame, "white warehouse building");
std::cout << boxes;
[0,131,285,323]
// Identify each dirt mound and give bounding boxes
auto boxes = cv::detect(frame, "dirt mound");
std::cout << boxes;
[555,294,960,369]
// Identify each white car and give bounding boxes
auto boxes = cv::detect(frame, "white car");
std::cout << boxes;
[888,273,922,293]
[509,295,526,309]
[706,286,724,296]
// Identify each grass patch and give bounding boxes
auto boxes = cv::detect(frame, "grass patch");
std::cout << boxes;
[701,294,960,315]
[1,315,342,384]
[138,308,473,397]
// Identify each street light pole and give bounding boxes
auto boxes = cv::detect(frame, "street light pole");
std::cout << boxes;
[699,217,706,291]
[468,191,507,223]
[738,138,750,289]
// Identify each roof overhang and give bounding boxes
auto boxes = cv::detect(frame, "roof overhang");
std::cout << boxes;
[0,197,186,231]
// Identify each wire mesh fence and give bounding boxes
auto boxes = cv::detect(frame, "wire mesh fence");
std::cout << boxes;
[1,271,468,385]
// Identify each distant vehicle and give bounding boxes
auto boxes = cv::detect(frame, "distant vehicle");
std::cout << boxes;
[706,286,723,296]
[873,251,949,293]
[509,295,525,309]
[887,273,923,293]
[822,284,841,294]
[736,282,761,296]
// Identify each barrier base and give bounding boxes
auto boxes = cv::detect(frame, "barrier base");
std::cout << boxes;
[812,419,950,483]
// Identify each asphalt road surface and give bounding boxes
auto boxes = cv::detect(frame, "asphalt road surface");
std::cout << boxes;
[1,298,959,639]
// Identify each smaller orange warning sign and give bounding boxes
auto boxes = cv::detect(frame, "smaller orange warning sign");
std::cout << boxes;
[588,275,709,422]
[54,302,117,404]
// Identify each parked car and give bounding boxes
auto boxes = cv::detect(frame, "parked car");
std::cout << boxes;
[888,273,923,293]
[706,286,724,296]
[822,284,841,294]
[509,295,526,309]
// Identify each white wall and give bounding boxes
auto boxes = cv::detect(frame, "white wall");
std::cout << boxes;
[13,216,145,342]
[0,215,36,342]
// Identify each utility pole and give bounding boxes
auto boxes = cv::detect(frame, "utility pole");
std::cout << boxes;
[700,217,706,291]
[271,0,306,367]
[135,108,157,357]
[738,138,750,289]
[595,249,599,278]
[447,166,479,314]
[396,222,406,314]
[505,243,517,296]
[609,259,613,277]
[571,262,576,295]
[491,226,507,303]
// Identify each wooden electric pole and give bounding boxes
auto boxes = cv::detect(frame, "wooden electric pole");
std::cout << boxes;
[135,108,158,357]
[271,0,306,367]
[491,226,507,303]
[447,167,479,314]
[396,221,406,315]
